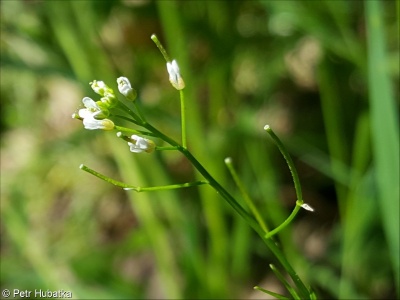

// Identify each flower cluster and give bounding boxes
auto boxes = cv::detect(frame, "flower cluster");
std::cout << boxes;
[72,80,117,131]
[72,77,154,153]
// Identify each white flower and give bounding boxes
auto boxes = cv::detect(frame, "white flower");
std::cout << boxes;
[78,97,107,119]
[117,77,137,101]
[90,80,113,96]
[82,117,115,130]
[78,97,113,130]
[128,135,155,153]
[90,80,117,107]
[166,60,185,90]
[301,203,314,212]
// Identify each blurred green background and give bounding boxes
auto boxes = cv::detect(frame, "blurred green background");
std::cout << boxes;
[1,1,399,299]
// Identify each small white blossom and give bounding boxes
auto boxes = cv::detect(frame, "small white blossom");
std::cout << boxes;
[90,80,112,96]
[77,97,113,130]
[78,97,108,119]
[90,80,117,107]
[301,203,314,212]
[166,60,185,90]
[82,117,115,130]
[117,77,137,101]
[128,135,155,153]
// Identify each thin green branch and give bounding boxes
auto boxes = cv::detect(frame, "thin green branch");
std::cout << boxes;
[180,89,187,148]
[270,264,301,300]
[265,203,302,239]
[80,164,208,192]
[112,114,140,125]
[224,157,269,234]
[116,101,144,126]
[133,101,147,123]
[114,125,154,136]
[141,122,312,298]
[151,34,171,62]
[264,125,303,203]
[254,286,291,300]
[156,146,179,151]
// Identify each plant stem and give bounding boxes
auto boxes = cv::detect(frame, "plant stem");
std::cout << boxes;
[133,101,147,123]
[156,146,179,151]
[151,34,171,62]
[180,89,187,148]
[264,125,303,203]
[142,122,311,297]
[116,101,144,125]
[114,125,154,136]
[80,164,208,192]
[224,157,269,234]
[265,204,301,239]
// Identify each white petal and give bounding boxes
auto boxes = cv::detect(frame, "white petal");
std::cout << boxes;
[301,203,314,212]
[171,60,180,73]
[82,97,99,110]
[166,60,185,90]
[128,135,154,153]
[78,108,91,119]
[83,117,103,130]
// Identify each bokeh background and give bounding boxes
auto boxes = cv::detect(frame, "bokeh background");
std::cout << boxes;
[1,1,399,299]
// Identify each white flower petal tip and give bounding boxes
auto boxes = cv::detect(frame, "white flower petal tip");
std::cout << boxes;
[116,132,122,138]
[224,157,232,164]
[301,203,314,212]
[264,124,270,130]
[127,135,155,153]
[167,60,185,90]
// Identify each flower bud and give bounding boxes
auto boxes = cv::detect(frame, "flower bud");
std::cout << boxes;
[166,60,185,90]
[301,203,314,212]
[79,97,109,119]
[117,77,137,101]
[127,135,155,153]
[83,117,115,131]
[90,80,114,97]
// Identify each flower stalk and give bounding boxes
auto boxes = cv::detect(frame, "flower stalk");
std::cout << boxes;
[80,164,208,192]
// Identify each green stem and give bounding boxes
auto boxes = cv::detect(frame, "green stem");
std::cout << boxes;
[264,125,303,203]
[183,147,310,297]
[254,286,290,300]
[114,125,154,136]
[116,101,144,125]
[265,203,302,239]
[180,89,187,148]
[133,101,147,123]
[142,122,311,297]
[151,34,171,62]
[80,164,208,192]
[270,264,301,300]
[224,157,269,234]
[112,114,141,126]
[156,146,179,151]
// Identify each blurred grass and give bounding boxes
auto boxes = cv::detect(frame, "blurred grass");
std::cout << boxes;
[365,1,400,295]
[1,1,398,299]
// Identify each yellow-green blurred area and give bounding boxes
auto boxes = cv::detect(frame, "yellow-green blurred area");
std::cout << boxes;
[1,0,399,299]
